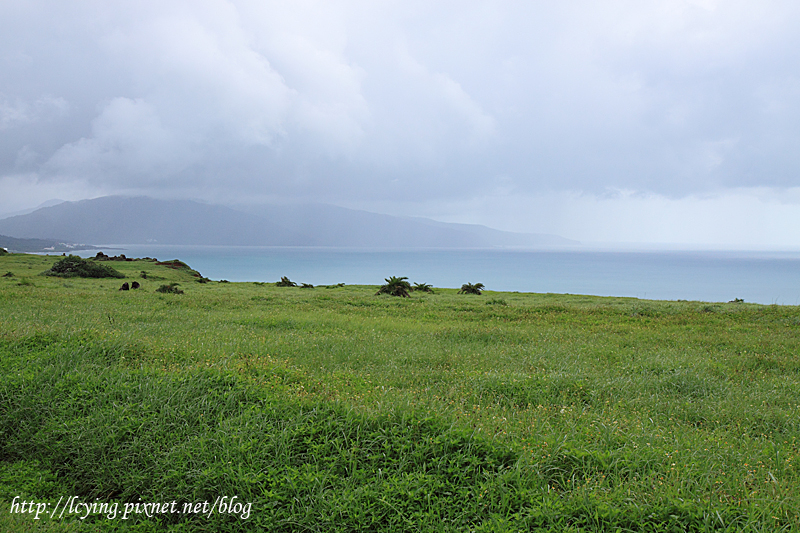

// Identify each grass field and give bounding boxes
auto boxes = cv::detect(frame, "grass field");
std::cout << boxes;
[1,253,798,531]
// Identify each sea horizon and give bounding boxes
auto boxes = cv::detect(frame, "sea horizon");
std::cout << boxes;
[65,244,800,306]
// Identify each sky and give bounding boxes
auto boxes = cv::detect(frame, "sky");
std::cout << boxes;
[1,0,799,247]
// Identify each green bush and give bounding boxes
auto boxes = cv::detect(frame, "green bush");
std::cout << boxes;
[41,255,124,279]
[156,283,184,294]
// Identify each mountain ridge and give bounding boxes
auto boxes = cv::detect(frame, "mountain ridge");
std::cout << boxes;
[0,196,578,249]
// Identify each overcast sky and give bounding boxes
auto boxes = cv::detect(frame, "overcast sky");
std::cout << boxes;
[1,0,799,247]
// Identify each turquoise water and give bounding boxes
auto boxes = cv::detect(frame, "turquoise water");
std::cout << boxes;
[78,246,800,305]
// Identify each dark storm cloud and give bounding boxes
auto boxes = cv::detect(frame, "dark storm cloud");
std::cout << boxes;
[1,0,800,244]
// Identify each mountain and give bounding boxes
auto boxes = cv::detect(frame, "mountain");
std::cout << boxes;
[236,203,577,248]
[0,196,578,248]
[0,197,304,246]
[0,199,66,220]
[0,235,99,253]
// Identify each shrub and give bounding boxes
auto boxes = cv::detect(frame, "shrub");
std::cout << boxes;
[42,255,124,279]
[0,247,8,255]
[458,282,485,295]
[300,283,314,289]
[155,283,184,294]
[376,276,411,297]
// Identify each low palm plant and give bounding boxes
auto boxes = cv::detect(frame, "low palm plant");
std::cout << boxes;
[412,282,434,294]
[376,276,412,297]
[276,276,297,287]
[458,282,485,295]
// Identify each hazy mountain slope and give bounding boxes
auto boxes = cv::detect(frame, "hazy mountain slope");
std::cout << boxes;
[237,203,578,247]
[0,199,67,220]
[239,203,478,247]
[0,197,305,246]
[0,196,578,248]
[407,217,578,247]
[0,234,98,253]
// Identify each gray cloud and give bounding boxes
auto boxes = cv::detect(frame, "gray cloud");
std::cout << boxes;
[2,0,800,244]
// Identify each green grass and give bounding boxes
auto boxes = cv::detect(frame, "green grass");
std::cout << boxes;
[0,252,799,531]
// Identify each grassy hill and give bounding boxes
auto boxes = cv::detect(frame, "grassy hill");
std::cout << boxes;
[0,253,798,531]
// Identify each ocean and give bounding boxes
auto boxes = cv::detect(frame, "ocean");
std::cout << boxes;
[76,245,800,306]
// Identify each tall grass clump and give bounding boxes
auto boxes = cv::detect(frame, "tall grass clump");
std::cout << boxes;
[0,335,530,531]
